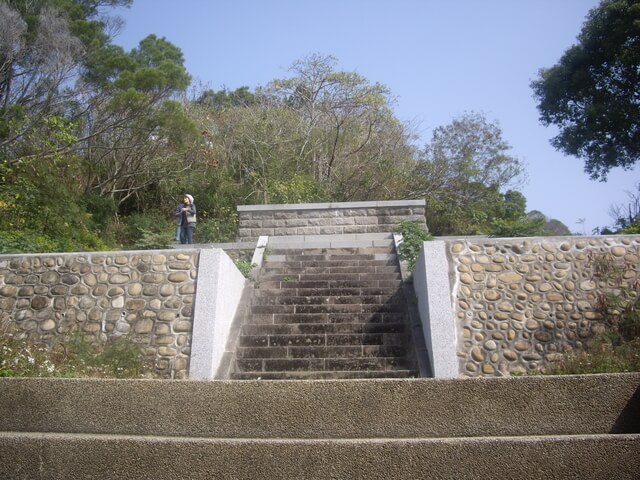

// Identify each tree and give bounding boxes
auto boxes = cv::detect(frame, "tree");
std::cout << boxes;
[80,34,197,210]
[412,112,527,235]
[264,53,417,200]
[0,0,133,251]
[607,183,640,232]
[0,0,133,166]
[531,0,640,180]
[193,54,417,205]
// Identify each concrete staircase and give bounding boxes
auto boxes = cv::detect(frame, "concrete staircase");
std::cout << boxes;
[1,374,639,479]
[229,242,419,379]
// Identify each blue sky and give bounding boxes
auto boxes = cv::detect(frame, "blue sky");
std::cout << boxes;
[112,0,638,234]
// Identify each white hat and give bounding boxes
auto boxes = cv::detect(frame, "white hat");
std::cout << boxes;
[185,194,194,203]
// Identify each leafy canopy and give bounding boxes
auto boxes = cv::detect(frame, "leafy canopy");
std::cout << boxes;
[531,0,640,180]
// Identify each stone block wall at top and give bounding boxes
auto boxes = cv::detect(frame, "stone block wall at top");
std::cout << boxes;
[0,250,198,379]
[236,200,427,242]
[447,236,640,377]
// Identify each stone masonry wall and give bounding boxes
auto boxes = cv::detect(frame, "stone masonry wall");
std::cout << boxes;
[448,236,640,377]
[0,250,198,379]
[236,200,426,242]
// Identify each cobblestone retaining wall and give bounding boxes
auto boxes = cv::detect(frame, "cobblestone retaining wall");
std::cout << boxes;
[0,250,198,379]
[448,236,640,377]
[236,200,426,242]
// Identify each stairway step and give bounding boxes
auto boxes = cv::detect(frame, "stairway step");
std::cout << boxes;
[251,303,406,315]
[3,375,638,438]
[256,279,403,290]
[236,345,409,359]
[254,287,404,297]
[260,273,402,283]
[251,294,404,306]
[230,369,417,380]
[4,431,637,479]
[268,247,395,257]
[245,312,409,325]
[241,322,407,336]
[261,265,400,275]
[238,332,409,348]
[237,357,411,373]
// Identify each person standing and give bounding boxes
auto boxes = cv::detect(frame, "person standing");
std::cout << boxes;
[180,194,197,244]
[174,201,184,242]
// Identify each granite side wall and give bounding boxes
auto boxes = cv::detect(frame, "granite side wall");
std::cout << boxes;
[0,251,199,379]
[236,200,426,242]
[444,236,640,377]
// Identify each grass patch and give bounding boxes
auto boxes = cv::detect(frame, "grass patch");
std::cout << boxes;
[0,322,152,378]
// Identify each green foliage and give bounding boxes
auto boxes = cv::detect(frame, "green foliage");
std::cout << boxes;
[397,220,433,271]
[489,216,547,238]
[269,175,330,204]
[543,338,640,375]
[414,113,527,235]
[620,219,640,234]
[197,86,257,109]
[0,323,151,378]
[195,219,236,243]
[118,212,173,248]
[234,259,256,279]
[531,0,640,179]
[590,252,640,342]
[134,228,174,250]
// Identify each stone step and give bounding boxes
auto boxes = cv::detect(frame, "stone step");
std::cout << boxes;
[257,279,403,290]
[230,369,416,380]
[250,303,406,315]
[267,246,396,257]
[235,356,411,374]
[237,332,410,348]
[235,345,409,360]
[241,322,407,336]
[261,265,400,275]
[254,282,404,298]
[259,272,402,283]
[245,312,408,325]
[251,294,405,306]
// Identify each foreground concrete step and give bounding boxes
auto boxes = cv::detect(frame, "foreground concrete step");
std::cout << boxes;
[2,432,638,480]
[2,375,638,439]
[1,374,639,479]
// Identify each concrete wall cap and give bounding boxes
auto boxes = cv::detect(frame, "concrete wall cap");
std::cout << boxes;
[237,199,426,212]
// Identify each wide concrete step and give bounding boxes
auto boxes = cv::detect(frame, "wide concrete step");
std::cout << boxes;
[2,375,639,479]
[2,375,638,439]
[3,432,638,479]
